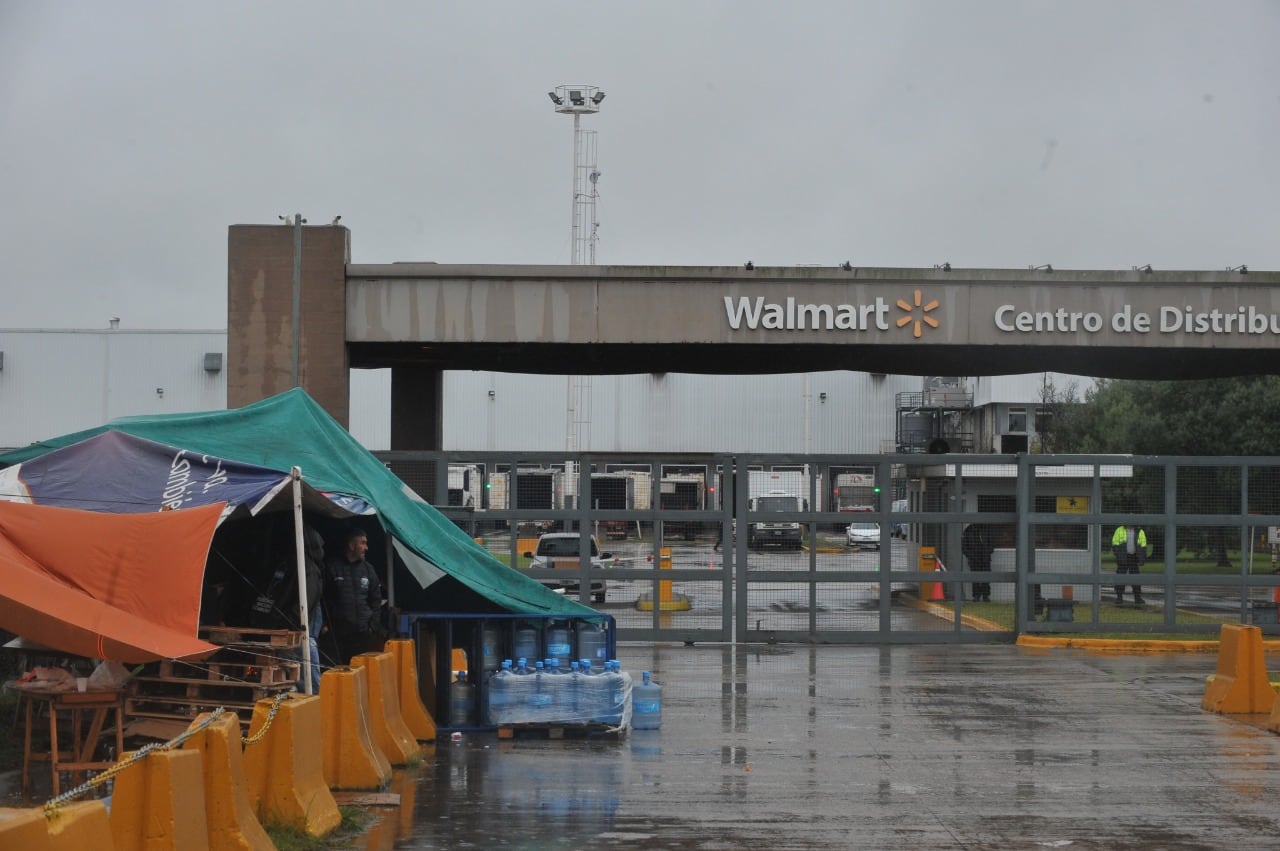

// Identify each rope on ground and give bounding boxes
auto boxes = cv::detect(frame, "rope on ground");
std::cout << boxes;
[42,707,229,820]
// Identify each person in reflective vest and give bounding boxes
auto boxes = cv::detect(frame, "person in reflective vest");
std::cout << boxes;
[1111,525,1148,605]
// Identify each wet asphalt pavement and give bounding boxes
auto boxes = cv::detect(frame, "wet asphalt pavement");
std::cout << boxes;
[8,642,1271,848]
[381,643,1280,850]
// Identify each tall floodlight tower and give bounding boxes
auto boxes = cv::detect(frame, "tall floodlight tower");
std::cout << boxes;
[549,85,605,507]
[548,85,604,265]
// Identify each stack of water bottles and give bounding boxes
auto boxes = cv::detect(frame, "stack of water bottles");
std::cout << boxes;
[488,656,658,729]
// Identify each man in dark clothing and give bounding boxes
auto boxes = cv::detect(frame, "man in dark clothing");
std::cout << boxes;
[248,525,324,632]
[324,527,384,662]
[961,523,995,602]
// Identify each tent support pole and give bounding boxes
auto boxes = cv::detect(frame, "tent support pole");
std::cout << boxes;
[292,467,312,695]
[385,530,396,627]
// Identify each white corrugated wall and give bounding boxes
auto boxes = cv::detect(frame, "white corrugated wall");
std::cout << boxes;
[350,369,917,453]
[4,329,1081,454]
[0,329,226,448]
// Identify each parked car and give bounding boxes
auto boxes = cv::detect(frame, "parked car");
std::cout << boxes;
[523,533,614,603]
[846,521,881,550]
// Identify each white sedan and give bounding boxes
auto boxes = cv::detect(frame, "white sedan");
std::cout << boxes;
[845,522,881,550]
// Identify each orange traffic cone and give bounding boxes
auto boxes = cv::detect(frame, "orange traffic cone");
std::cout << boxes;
[930,559,946,601]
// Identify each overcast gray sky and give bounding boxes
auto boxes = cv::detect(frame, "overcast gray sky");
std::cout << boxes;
[2,1,1277,330]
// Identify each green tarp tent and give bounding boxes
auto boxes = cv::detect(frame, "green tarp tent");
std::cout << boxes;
[0,388,595,617]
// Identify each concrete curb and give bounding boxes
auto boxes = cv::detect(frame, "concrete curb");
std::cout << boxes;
[903,592,1280,653]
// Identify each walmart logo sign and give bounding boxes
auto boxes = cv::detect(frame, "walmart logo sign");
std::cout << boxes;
[723,291,940,338]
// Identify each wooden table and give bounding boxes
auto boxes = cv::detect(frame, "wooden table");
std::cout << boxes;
[19,685,125,798]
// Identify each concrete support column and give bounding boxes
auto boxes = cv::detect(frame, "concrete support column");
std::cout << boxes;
[391,365,443,450]
[227,223,351,426]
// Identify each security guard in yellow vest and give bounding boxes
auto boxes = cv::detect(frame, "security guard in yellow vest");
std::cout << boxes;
[1111,525,1148,605]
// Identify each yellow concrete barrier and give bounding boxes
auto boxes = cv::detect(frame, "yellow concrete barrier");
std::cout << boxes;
[319,666,392,790]
[0,807,47,849]
[110,748,210,851]
[1202,624,1277,714]
[0,800,114,850]
[352,652,423,765]
[182,712,273,851]
[385,638,437,741]
[242,694,341,838]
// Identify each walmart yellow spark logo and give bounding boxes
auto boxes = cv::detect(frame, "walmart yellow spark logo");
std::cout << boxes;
[896,290,940,338]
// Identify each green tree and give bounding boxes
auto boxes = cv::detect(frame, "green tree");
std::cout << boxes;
[1045,376,1280,455]
[1043,376,1280,567]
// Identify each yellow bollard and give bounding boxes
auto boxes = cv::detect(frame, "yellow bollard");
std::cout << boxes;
[351,652,423,765]
[0,800,114,850]
[319,666,392,791]
[659,547,673,603]
[385,638,437,741]
[1203,624,1277,714]
[110,748,211,851]
[182,712,273,851]
[242,694,341,838]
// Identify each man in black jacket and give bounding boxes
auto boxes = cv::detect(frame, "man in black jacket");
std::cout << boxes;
[961,522,995,602]
[324,527,384,662]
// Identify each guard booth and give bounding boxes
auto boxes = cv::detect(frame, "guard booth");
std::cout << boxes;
[902,459,1131,605]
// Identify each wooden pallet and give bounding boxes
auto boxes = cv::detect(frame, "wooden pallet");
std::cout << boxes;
[199,626,304,649]
[131,676,295,700]
[495,722,624,741]
[124,631,302,738]
[158,657,301,685]
[124,705,252,730]
[127,670,296,733]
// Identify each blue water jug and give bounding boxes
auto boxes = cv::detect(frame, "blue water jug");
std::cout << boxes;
[545,658,571,721]
[575,620,607,672]
[487,660,513,724]
[480,622,502,673]
[450,670,475,727]
[507,659,534,724]
[632,671,662,730]
[599,661,628,726]
[567,661,584,722]
[514,622,539,663]
[546,621,572,669]
[582,663,611,724]
[528,661,553,722]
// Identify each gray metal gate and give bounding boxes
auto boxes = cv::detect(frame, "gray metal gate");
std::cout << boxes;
[376,451,1280,644]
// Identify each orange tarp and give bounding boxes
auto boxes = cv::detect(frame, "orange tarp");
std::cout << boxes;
[0,500,222,662]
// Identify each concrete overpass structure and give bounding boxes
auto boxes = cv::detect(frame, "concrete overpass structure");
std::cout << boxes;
[227,223,1278,450]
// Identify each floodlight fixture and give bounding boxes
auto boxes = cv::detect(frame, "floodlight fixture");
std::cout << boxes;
[591,91,605,105]
[569,90,585,105]
[548,91,563,105]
